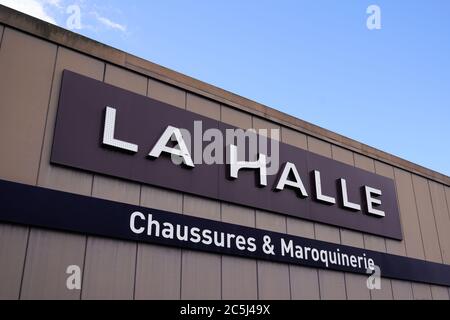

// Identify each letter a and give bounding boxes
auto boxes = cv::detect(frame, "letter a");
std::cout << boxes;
[149,126,194,167]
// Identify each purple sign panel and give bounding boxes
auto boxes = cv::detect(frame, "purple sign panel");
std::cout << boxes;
[51,70,402,240]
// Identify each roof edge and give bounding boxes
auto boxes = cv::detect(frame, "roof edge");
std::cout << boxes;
[1,5,448,186]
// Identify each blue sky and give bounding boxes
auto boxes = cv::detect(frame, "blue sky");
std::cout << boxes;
[2,0,449,176]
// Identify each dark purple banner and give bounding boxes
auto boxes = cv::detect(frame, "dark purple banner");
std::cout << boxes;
[51,70,402,240]
[1,179,448,286]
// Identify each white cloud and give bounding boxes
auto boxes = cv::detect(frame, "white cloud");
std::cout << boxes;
[44,0,62,9]
[0,0,58,25]
[93,11,127,32]
[0,0,129,35]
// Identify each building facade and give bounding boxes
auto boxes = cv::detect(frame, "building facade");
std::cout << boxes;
[0,5,449,300]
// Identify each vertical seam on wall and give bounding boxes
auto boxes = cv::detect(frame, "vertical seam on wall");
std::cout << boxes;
[374,162,394,300]
[79,235,88,300]
[0,26,5,53]
[80,62,106,301]
[24,42,55,301]
[443,184,450,300]
[280,128,292,300]
[90,175,95,196]
[352,153,368,248]
[391,168,407,254]
[426,180,444,263]
[287,266,292,300]
[35,45,59,186]
[316,270,321,300]
[353,153,373,300]
[411,176,428,261]
[88,63,105,194]
[443,184,450,296]
[382,238,388,253]
[370,162,389,256]
[306,136,321,300]
[219,201,223,300]
[388,278,395,300]
[409,172,431,299]
[132,186,143,300]
[278,124,292,300]
[254,209,259,300]
[176,90,188,300]
[430,287,436,300]
[179,185,185,298]
[179,91,187,300]
[285,218,292,300]
[306,137,317,241]
[330,145,348,300]
[18,227,31,300]
[393,169,409,257]
[82,147,93,300]
[252,114,259,300]
[136,77,149,299]
[393,167,414,299]
[219,104,224,300]
[443,184,450,220]
[218,106,223,298]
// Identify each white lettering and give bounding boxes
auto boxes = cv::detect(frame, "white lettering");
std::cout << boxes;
[149,126,194,167]
[339,178,361,211]
[313,170,336,204]
[281,238,293,257]
[275,162,308,197]
[228,144,267,186]
[103,107,138,153]
[365,186,385,217]
[147,214,160,236]
[130,211,145,234]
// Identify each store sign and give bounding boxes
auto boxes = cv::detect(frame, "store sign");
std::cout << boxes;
[0,179,448,286]
[51,70,402,240]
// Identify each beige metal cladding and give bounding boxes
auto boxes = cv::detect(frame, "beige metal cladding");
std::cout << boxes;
[0,6,449,300]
